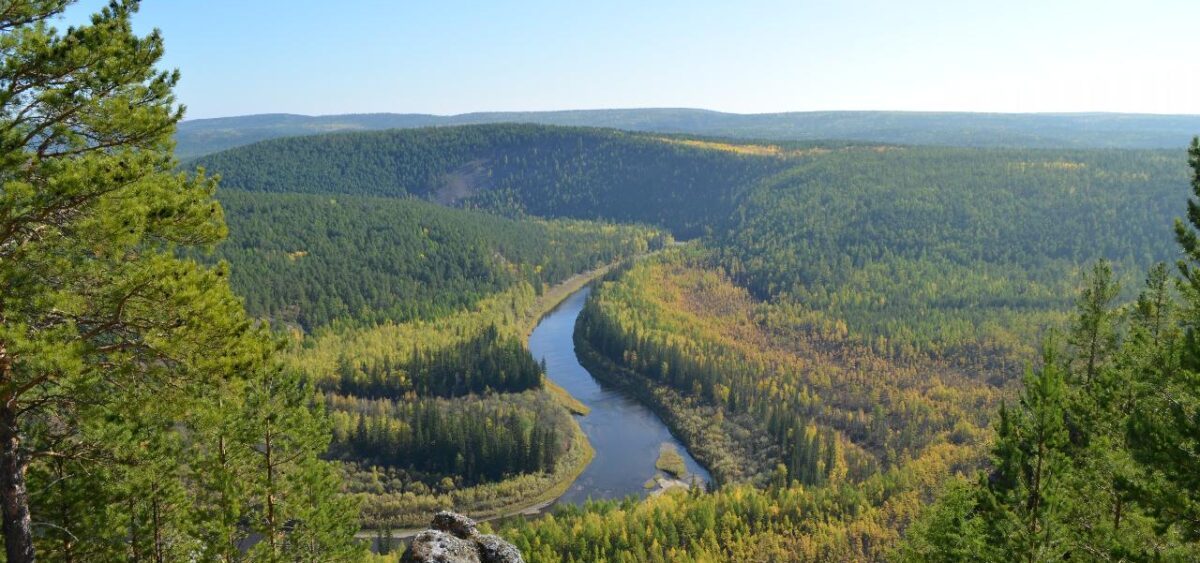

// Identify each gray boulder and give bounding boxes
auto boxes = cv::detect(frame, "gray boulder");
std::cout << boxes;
[401,512,524,563]
[475,534,524,563]
[432,510,478,539]
[402,530,479,563]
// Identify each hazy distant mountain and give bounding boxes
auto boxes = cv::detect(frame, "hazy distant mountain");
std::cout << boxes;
[175,109,1200,158]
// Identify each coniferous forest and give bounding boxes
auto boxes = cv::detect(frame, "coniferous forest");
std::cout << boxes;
[3,2,1200,562]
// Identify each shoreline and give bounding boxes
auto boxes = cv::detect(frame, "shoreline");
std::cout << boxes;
[358,260,621,542]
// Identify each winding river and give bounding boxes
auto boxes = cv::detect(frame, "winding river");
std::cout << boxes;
[368,283,712,549]
[531,285,711,505]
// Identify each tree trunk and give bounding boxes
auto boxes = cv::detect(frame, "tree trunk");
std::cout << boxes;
[55,458,74,563]
[264,425,276,555]
[0,406,34,563]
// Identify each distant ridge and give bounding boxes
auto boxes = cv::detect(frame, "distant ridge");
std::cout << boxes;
[175,108,1200,158]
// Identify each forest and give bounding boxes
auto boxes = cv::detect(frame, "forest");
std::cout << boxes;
[175,110,1200,158]
[210,189,665,329]
[6,3,1199,560]
[193,124,787,237]
[476,146,1200,560]
[197,120,1195,559]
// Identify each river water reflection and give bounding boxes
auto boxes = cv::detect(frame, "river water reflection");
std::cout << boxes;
[529,286,712,505]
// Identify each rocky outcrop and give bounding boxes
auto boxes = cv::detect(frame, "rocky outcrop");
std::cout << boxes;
[401,511,524,563]
[475,534,524,563]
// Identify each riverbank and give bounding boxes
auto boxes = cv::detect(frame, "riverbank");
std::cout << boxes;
[357,263,620,542]
[531,286,713,505]
[572,332,737,486]
[523,263,623,417]
[359,253,709,545]
[451,262,634,516]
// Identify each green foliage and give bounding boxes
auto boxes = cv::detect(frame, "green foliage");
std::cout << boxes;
[549,140,1191,559]
[329,323,544,399]
[174,110,1200,159]
[899,141,1200,561]
[579,248,993,486]
[497,437,977,562]
[1126,136,1200,540]
[290,278,596,528]
[971,352,1073,560]
[327,392,564,486]
[720,147,1185,363]
[340,386,590,529]
[211,189,662,330]
[0,2,360,560]
[195,124,786,237]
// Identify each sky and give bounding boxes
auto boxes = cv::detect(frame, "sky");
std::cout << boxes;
[66,0,1200,120]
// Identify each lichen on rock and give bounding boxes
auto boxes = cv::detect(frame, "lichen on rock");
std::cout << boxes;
[401,511,524,563]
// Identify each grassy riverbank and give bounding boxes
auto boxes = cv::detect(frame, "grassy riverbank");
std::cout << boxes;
[521,264,616,417]
[346,262,624,534]
[573,334,736,485]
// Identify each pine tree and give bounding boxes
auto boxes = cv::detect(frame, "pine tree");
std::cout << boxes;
[974,346,1072,561]
[0,2,256,559]
[1126,135,1200,540]
[1067,260,1120,386]
[0,3,360,559]
[241,365,361,562]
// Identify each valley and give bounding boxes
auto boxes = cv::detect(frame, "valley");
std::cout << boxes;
[529,286,710,505]
[191,123,1194,560]
[8,4,1200,561]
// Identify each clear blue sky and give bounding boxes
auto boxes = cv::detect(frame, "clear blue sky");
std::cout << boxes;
[67,0,1200,120]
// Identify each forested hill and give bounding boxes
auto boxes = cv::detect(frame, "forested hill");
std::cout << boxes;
[211,190,665,330]
[198,124,1188,265]
[719,147,1188,361]
[201,123,1191,359]
[176,109,1200,157]
[196,124,788,238]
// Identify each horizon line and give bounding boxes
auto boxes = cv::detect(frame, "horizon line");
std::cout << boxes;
[180,107,1200,123]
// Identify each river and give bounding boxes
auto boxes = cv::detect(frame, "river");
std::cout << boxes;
[366,283,712,549]
[530,285,711,505]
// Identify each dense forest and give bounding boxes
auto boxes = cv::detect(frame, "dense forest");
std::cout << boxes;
[577,247,991,484]
[326,324,543,399]
[175,110,1200,158]
[291,280,598,528]
[484,139,1191,559]
[194,125,786,237]
[192,120,1195,558]
[16,1,1200,562]
[487,153,1200,561]
[893,143,1200,560]
[209,189,663,329]
[189,119,1196,560]
[196,185,664,531]
[720,147,1187,363]
[328,392,563,487]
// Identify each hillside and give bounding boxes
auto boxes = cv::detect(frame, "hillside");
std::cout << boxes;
[196,124,786,238]
[211,189,664,330]
[195,188,664,529]
[494,142,1196,560]
[176,109,1200,158]
[195,123,1193,559]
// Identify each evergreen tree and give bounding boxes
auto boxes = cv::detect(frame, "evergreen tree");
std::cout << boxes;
[0,2,360,559]
[1067,260,1120,386]
[902,141,1200,560]
[978,347,1071,561]
[1127,135,1200,540]
[241,366,361,562]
